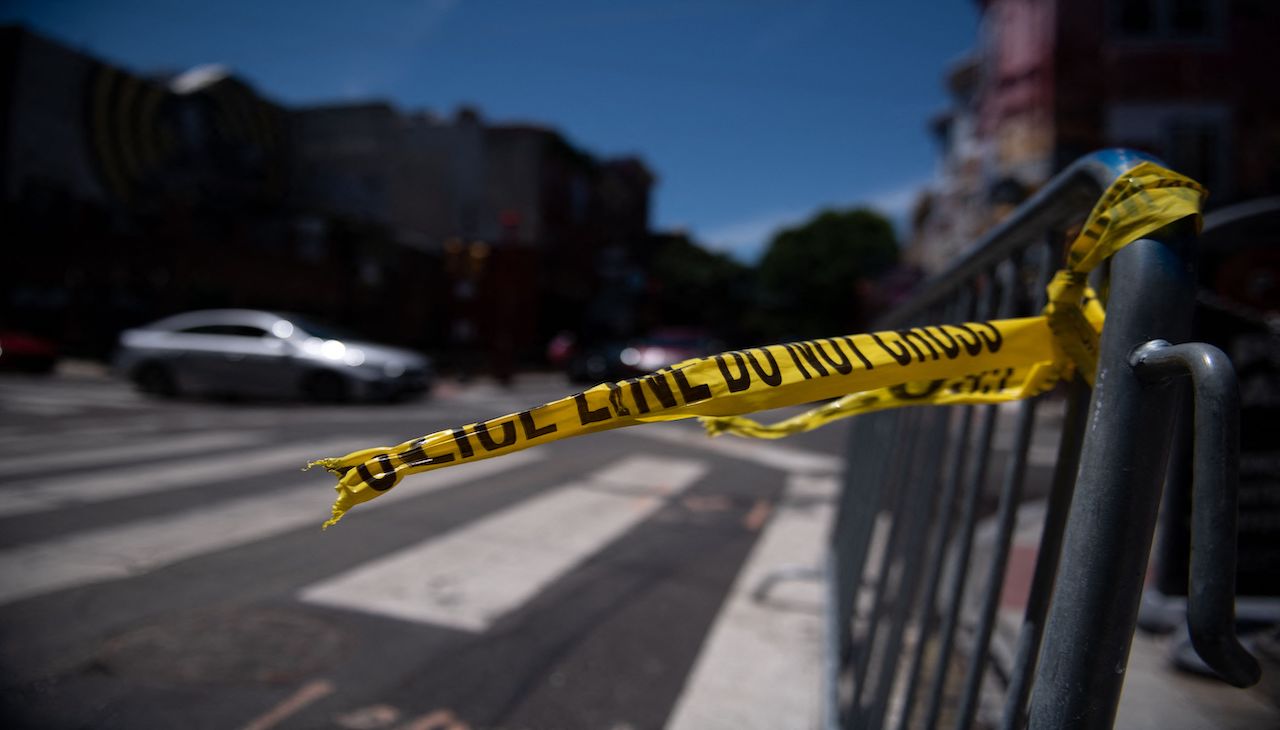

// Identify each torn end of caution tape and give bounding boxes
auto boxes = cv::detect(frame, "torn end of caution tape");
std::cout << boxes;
[308,451,405,528]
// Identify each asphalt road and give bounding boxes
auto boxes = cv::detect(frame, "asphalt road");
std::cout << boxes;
[0,371,848,730]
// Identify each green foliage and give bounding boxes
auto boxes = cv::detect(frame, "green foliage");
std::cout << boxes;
[641,209,898,346]
[647,232,755,341]
[755,207,898,339]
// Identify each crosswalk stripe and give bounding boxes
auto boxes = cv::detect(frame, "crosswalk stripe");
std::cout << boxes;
[300,455,709,631]
[625,422,842,474]
[0,451,544,606]
[664,473,836,730]
[0,422,158,449]
[1,401,78,416]
[0,430,260,477]
[0,388,143,409]
[0,437,382,517]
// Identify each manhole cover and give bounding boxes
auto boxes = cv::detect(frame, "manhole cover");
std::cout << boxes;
[96,607,344,685]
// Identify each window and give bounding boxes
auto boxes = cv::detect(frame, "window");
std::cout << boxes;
[1105,102,1231,198]
[178,325,269,337]
[295,217,328,262]
[1111,0,1221,41]
[1118,0,1157,36]
[1170,0,1210,36]
[1168,120,1222,193]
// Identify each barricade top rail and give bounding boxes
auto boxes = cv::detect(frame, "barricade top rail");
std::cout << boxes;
[881,148,1161,328]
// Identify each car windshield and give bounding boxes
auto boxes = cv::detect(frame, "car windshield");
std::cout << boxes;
[648,336,703,348]
[279,314,362,341]
[644,332,711,349]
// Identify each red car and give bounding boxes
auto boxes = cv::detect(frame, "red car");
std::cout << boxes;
[0,330,59,374]
[567,328,723,383]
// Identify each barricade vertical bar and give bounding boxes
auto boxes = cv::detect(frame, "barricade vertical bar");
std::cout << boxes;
[954,242,1056,730]
[896,291,980,730]
[829,409,875,729]
[863,403,952,730]
[856,406,929,725]
[997,236,1087,730]
[923,416,998,730]
[954,397,1038,730]
[825,555,842,730]
[852,407,926,712]
[872,294,971,730]
[997,378,1090,730]
[831,407,899,728]
[835,410,893,650]
[921,268,1011,730]
[1028,231,1197,729]
[895,404,974,730]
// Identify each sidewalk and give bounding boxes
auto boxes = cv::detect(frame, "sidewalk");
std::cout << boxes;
[969,500,1280,729]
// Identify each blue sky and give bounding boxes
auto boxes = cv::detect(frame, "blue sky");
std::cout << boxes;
[3,0,979,261]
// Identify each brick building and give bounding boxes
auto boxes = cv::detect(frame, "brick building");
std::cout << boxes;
[909,0,1280,274]
[1,26,654,367]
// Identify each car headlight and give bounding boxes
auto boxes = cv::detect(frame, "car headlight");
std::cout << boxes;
[320,339,346,360]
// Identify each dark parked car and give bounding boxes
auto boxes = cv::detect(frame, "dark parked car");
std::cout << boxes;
[115,310,433,402]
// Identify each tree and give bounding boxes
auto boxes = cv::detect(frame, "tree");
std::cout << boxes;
[755,207,898,340]
[645,232,754,343]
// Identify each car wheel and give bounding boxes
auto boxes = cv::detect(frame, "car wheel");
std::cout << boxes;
[134,362,178,398]
[20,357,57,375]
[304,371,349,403]
[386,383,430,404]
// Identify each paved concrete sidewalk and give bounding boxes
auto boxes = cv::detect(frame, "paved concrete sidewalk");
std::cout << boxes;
[972,500,1280,729]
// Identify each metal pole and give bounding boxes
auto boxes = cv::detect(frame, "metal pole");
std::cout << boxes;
[1027,230,1196,728]
[998,379,1091,730]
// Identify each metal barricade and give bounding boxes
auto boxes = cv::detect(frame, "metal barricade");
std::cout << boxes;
[822,150,1260,729]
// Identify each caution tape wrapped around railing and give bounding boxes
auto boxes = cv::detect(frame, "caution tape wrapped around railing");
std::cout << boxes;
[309,162,1205,527]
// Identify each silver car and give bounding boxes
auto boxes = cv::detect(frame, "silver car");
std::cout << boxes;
[115,309,433,402]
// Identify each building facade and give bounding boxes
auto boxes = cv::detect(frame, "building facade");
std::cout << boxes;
[908,0,1280,274]
[1,26,654,368]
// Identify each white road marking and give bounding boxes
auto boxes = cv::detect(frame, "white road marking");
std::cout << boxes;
[300,455,709,631]
[240,679,336,730]
[1,400,78,416]
[0,430,260,477]
[665,473,837,730]
[0,422,161,449]
[0,437,382,517]
[0,451,544,606]
[0,386,145,411]
[624,422,842,474]
[334,704,401,729]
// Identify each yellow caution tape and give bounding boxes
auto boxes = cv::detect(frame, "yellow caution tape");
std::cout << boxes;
[310,162,1205,527]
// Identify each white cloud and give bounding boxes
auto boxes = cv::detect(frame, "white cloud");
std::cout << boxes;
[699,206,810,263]
[339,78,370,99]
[866,179,926,221]
[697,177,931,263]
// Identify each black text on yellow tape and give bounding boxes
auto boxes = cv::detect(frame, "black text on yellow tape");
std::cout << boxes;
[311,318,1051,526]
